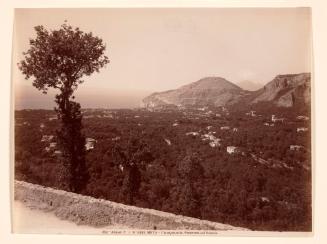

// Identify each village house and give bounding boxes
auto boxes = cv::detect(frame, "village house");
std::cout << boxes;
[296,115,309,121]
[245,110,256,116]
[172,122,179,127]
[264,122,275,127]
[85,138,96,151]
[232,128,238,132]
[271,115,285,123]
[290,145,304,151]
[226,146,240,154]
[297,127,308,132]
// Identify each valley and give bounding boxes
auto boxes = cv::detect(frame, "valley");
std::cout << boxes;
[14,96,311,231]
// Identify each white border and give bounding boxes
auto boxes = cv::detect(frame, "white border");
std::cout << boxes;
[1,1,327,244]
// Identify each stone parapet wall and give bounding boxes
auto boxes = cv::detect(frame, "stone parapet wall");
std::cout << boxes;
[14,180,248,231]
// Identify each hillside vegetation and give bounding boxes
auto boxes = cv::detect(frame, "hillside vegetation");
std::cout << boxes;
[15,101,311,231]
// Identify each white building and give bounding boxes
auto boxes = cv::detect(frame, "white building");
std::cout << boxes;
[227,146,239,154]
[297,127,308,132]
[296,115,309,121]
[272,115,284,123]
[290,145,304,151]
[85,138,96,151]
[264,122,275,127]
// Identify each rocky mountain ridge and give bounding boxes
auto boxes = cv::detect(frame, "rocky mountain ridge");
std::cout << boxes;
[142,73,311,109]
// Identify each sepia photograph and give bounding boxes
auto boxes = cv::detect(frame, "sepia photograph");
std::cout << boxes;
[11,7,312,235]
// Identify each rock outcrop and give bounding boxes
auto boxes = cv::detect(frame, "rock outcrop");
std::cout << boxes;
[251,73,311,107]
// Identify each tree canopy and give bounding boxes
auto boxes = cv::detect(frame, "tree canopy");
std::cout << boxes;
[18,22,109,94]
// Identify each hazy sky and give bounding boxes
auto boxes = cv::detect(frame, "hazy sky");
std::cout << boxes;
[13,8,312,109]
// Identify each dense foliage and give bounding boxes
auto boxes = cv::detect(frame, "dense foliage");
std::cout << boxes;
[15,102,311,231]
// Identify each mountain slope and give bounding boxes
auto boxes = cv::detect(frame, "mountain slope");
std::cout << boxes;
[142,77,245,108]
[251,73,311,107]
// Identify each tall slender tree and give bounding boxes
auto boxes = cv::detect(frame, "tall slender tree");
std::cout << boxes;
[18,22,109,192]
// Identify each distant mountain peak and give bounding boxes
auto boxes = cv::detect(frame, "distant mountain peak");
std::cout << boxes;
[142,77,243,109]
[181,77,241,90]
